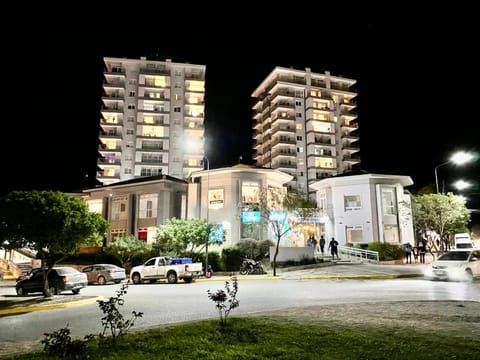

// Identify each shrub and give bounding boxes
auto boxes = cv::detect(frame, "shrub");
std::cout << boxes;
[41,283,143,358]
[207,277,239,329]
[221,247,245,271]
[368,242,404,261]
[41,324,93,359]
[96,283,143,346]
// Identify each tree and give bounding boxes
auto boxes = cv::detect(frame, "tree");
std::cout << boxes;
[411,193,470,243]
[103,235,150,268]
[0,190,109,297]
[155,218,210,257]
[243,188,317,276]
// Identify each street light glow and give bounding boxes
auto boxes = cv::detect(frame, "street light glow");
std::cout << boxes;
[450,151,475,165]
[435,151,475,193]
[454,179,471,191]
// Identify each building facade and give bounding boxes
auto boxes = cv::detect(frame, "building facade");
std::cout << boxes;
[98,57,206,186]
[187,164,293,248]
[80,168,415,255]
[252,66,360,198]
[310,173,415,247]
[83,175,188,245]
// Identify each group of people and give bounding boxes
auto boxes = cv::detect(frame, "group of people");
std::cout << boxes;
[403,239,428,264]
[307,235,340,260]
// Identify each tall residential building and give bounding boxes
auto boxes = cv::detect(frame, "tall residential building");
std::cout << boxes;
[98,57,206,186]
[252,66,360,197]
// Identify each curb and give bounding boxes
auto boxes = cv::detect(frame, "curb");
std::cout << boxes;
[301,273,422,280]
[0,296,103,316]
[195,273,422,282]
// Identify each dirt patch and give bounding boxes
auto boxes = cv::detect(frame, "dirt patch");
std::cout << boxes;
[249,300,480,336]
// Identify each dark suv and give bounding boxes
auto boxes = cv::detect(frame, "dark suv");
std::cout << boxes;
[16,266,88,296]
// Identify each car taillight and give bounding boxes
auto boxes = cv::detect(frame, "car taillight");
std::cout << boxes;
[185,264,189,271]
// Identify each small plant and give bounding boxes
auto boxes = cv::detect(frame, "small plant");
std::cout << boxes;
[96,282,143,346]
[207,276,239,328]
[41,324,93,359]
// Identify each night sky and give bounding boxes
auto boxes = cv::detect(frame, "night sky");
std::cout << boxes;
[4,4,480,221]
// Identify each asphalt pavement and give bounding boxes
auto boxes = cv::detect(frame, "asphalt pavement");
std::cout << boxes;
[0,261,428,317]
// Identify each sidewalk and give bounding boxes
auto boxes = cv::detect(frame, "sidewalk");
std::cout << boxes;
[0,262,427,317]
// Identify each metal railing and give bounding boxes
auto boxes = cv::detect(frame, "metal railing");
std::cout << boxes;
[338,246,379,264]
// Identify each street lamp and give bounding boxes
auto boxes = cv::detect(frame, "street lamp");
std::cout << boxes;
[203,156,210,276]
[434,151,475,193]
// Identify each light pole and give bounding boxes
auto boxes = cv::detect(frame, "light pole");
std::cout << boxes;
[204,156,210,276]
[434,151,475,193]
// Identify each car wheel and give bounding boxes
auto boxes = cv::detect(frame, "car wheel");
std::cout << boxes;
[72,289,80,295]
[184,277,193,283]
[16,287,27,296]
[465,269,474,283]
[132,273,141,284]
[97,276,106,285]
[49,286,58,295]
[167,271,178,284]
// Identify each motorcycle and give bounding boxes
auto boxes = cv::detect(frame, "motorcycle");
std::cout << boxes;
[239,256,264,275]
[204,265,213,278]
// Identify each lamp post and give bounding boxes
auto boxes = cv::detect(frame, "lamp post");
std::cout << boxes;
[204,156,210,276]
[434,151,475,193]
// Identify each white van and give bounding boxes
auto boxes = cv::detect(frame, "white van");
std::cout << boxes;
[454,233,474,250]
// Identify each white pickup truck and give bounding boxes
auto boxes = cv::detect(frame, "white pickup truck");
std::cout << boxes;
[130,256,203,284]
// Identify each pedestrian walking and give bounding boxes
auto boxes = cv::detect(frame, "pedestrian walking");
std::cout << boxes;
[404,243,412,264]
[319,235,326,255]
[328,237,339,260]
[418,239,426,264]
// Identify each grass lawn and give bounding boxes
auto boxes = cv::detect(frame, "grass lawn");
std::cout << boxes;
[5,315,479,360]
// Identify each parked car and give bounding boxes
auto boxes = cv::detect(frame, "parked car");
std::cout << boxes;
[16,266,88,296]
[81,264,126,285]
[425,249,480,282]
[16,267,42,282]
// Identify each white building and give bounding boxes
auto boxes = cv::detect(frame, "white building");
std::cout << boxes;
[187,164,293,247]
[252,66,360,198]
[310,173,415,247]
[98,57,206,185]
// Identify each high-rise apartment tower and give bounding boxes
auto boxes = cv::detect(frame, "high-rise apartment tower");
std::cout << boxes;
[252,66,360,197]
[98,57,206,185]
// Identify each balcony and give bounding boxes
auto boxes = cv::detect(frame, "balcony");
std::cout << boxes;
[101,105,123,113]
[271,149,296,158]
[98,144,122,152]
[97,158,121,166]
[273,161,297,169]
[139,66,169,76]
[271,137,296,147]
[140,143,164,152]
[185,73,205,81]
[340,121,358,129]
[270,125,295,136]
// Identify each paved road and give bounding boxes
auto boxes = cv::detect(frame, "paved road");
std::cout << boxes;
[0,262,428,316]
